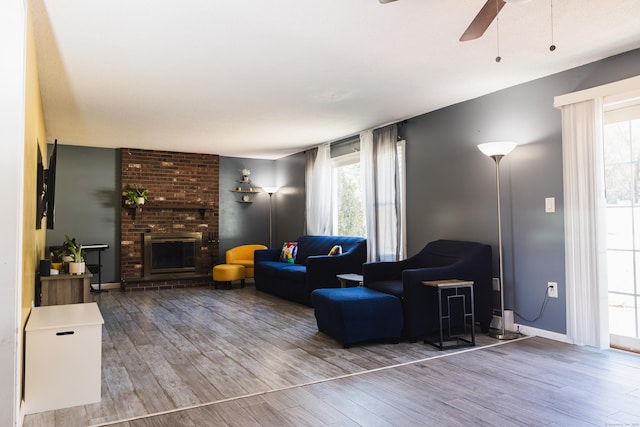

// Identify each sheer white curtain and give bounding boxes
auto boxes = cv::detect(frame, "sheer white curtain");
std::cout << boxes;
[305,143,332,235]
[561,99,609,348]
[361,124,405,262]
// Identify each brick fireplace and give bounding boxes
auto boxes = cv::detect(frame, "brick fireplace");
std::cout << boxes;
[120,148,219,291]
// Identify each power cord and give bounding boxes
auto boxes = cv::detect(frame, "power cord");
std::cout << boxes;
[514,284,551,323]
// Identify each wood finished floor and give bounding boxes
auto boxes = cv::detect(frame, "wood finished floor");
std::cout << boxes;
[23,285,640,426]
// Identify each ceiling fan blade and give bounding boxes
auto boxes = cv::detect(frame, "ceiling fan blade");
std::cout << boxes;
[378,0,398,3]
[460,0,506,42]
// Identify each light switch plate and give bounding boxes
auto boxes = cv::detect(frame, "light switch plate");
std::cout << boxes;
[545,197,555,213]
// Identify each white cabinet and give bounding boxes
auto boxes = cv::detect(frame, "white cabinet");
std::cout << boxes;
[24,303,104,414]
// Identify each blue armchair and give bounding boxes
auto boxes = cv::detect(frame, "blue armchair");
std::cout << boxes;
[362,239,492,340]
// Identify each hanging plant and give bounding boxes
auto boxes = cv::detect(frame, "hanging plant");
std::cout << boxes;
[123,187,149,206]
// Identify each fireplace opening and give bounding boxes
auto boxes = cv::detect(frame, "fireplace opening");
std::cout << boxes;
[143,232,202,277]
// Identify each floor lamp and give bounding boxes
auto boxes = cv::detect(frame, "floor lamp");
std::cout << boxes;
[262,187,279,248]
[477,141,520,340]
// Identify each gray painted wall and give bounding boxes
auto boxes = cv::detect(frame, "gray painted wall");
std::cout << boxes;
[274,151,307,244]
[402,48,640,334]
[218,157,275,257]
[218,152,307,257]
[45,145,120,284]
[403,79,567,333]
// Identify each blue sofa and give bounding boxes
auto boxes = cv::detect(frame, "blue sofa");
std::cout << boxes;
[254,235,367,306]
[362,239,492,341]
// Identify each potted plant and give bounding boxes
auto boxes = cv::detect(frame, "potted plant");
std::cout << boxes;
[64,234,85,275]
[50,246,65,272]
[123,187,149,206]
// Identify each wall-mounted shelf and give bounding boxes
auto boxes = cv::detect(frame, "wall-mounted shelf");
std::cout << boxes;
[231,177,260,203]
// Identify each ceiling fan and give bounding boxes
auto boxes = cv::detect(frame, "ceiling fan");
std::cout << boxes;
[378,0,531,42]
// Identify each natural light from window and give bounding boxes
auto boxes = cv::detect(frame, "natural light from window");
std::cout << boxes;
[604,101,640,347]
[331,152,366,237]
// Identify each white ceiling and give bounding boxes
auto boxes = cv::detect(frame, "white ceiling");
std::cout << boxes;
[31,0,640,160]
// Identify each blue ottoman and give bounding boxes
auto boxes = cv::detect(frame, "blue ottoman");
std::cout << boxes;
[311,287,403,348]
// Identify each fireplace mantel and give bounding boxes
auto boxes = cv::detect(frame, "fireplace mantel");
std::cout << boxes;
[123,201,216,220]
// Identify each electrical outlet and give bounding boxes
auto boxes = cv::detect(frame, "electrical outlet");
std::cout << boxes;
[548,281,558,298]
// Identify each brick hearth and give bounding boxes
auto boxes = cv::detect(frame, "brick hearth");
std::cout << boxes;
[120,148,219,291]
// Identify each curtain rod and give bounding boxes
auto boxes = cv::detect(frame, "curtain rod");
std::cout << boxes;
[303,120,407,153]
[323,120,406,146]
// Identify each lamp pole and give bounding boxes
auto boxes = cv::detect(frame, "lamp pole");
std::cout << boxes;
[268,192,274,248]
[478,142,519,340]
[263,187,279,248]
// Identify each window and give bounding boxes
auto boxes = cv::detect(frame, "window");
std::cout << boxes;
[331,152,366,237]
[604,97,640,348]
[330,140,406,252]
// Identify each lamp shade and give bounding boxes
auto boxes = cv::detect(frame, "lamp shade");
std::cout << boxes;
[477,141,517,157]
[262,186,279,195]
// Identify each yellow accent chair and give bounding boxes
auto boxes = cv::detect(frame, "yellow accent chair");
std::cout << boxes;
[225,244,267,278]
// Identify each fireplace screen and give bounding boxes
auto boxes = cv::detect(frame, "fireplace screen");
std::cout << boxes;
[143,232,202,276]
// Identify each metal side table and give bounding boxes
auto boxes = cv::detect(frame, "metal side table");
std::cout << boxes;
[422,279,475,350]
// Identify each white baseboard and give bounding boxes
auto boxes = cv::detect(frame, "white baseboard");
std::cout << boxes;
[515,323,573,344]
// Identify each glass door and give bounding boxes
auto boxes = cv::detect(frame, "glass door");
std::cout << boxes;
[603,99,640,351]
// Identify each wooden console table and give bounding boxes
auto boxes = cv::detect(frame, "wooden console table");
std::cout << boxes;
[39,273,92,306]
